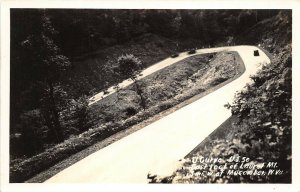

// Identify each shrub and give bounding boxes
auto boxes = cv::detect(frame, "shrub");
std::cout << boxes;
[124,107,138,117]
[72,96,91,133]
[158,100,175,111]
[210,77,228,86]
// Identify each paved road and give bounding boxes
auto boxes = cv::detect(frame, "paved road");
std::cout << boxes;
[88,50,199,105]
[46,46,270,183]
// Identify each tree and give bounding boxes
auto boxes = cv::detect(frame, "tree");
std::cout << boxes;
[116,54,147,110]
[22,10,71,142]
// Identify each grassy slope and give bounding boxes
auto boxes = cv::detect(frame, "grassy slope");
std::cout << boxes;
[88,51,242,134]
[88,53,214,126]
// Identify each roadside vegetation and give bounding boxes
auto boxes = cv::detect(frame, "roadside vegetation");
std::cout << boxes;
[9,9,291,182]
[149,11,292,184]
[10,51,243,182]
[150,45,291,183]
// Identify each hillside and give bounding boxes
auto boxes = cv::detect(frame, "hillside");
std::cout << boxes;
[149,10,292,184]
[9,9,291,183]
[236,10,291,52]
[11,50,244,183]
[63,33,203,97]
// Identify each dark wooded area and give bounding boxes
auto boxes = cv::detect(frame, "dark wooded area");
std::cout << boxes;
[11,9,280,158]
[9,9,292,183]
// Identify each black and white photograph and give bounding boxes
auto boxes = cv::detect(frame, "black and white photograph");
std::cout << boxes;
[1,0,299,191]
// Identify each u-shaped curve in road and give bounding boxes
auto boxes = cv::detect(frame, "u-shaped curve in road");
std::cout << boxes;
[46,45,271,183]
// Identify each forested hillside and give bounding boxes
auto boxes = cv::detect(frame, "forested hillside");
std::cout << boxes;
[9,9,291,183]
[149,10,292,184]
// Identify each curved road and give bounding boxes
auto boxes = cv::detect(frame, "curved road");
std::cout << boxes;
[46,45,270,183]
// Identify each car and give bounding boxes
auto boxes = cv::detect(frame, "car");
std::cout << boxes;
[188,49,196,54]
[171,53,179,58]
[254,50,260,56]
